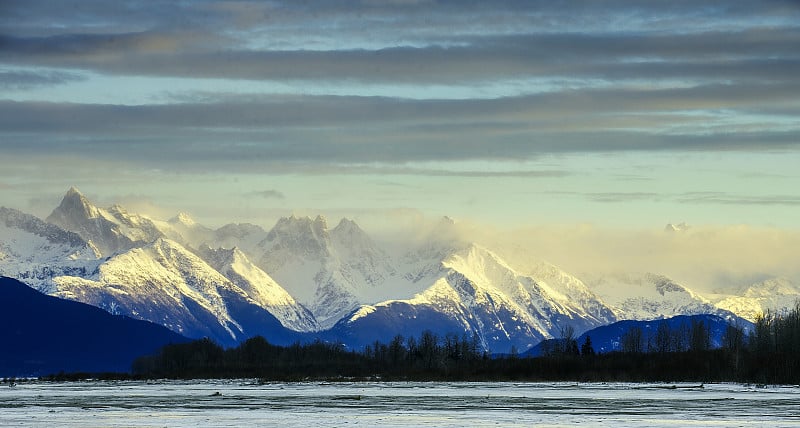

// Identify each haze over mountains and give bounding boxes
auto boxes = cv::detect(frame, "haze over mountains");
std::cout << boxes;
[1,188,797,354]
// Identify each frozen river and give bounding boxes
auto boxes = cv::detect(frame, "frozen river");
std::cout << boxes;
[1,380,799,427]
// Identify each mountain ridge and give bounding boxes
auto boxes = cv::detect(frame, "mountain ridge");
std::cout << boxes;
[1,187,793,354]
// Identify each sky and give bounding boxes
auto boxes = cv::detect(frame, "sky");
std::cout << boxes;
[1,0,799,241]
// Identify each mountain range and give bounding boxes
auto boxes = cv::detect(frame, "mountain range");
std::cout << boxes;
[2,187,797,357]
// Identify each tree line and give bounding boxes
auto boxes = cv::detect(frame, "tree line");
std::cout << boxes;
[132,304,800,384]
[132,331,489,381]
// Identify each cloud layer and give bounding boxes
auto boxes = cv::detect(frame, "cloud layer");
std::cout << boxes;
[1,0,798,233]
[0,0,798,169]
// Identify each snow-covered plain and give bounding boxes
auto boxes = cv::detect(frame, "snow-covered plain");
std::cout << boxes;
[1,381,798,427]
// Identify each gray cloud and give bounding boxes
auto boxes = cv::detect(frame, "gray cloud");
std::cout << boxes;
[1,0,798,171]
[248,189,286,200]
[2,28,798,84]
[2,80,797,130]
[542,191,663,203]
[677,192,800,206]
[3,0,796,39]
[0,69,85,90]
[587,192,663,203]
[0,79,797,165]
[541,190,800,207]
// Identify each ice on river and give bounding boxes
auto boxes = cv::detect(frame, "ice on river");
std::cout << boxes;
[1,381,799,427]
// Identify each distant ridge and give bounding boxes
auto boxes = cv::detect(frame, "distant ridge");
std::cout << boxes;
[522,314,752,357]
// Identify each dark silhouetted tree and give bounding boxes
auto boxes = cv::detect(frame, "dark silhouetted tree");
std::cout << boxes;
[621,326,643,354]
[580,336,595,356]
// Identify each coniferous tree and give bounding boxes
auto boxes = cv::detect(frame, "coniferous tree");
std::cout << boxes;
[621,326,643,353]
[580,336,595,356]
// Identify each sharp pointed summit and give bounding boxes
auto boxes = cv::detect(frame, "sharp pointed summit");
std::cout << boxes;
[65,186,83,197]
[332,217,359,233]
[46,188,133,256]
[49,187,101,222]
[45,187,166,257]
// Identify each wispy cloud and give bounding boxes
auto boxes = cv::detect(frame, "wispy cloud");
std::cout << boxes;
[248,189,286,200]
[677,192,800,206]
[586,192,663,203]
[0,69,85,90]
[2,29,798,84]
[1,78,798,168]
[545,190,800,207]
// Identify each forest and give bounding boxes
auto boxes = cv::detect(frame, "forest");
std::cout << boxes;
[130,304,800,384]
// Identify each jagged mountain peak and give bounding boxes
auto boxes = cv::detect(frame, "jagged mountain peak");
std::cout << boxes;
[46,189,132,256]
[713,277,800,321]
[0,207,102,286]
[169,212,196,226]
[147,237,193,263]
[263,214,332,256]
[196,244,320,332]
[197,244,242,267]
[65,186,83,197]
[331,218,374,245]
[210,222,268,254]
[45,188,169,257]
[271,214,329,234]
[743,277,799,297]
[0,207,94,251]
[49,186,101,222]
[107,204,127,215]
[442,243,517,276]
[216,222,265,237]
[332,217,359,232]
[585,271,737,322]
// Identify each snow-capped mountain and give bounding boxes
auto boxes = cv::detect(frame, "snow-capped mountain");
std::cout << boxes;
[197,245,319,332]
[330,218,398,294]
[585,272,737,321]
[248,215,399,329]
[50,237,307,347]
[211,222,269,253]
[0,206,102,289]
[2,189,314,346]
[335,244,617,353]
[153,212,215,249]
[46,187,164,256]
[51,238,246,345]
[712,278,800,321]
[2,187,776,353]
